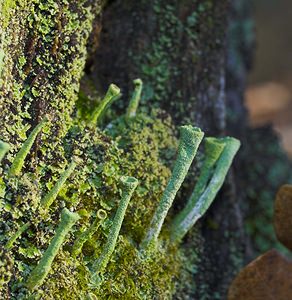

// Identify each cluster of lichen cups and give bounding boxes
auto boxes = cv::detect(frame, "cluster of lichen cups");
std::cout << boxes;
[0,79,240,299]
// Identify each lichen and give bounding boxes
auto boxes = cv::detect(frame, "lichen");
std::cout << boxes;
[0,76,239,298]
[0,99,181,299]
[0,0,102,168]
[0,80,182,298]
[97,0,226,126]
[141,126,204,250]
[0,1,240,298]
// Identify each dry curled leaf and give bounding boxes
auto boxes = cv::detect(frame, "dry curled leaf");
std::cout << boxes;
[274,184,292,251]
[228,249,292,300]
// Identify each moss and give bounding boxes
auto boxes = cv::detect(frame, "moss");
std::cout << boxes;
[0,98,188,298]
[107,110,178,242]
[0,1,237,299]
[91,237,181,299]
[0,0,102,166]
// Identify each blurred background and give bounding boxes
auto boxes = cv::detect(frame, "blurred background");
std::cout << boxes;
[246,0,292,157]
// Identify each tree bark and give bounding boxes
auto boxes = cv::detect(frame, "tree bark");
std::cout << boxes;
[92,0,248,298]
[1,0,291,298]
[93,0,228,131]
[0,0,102,165]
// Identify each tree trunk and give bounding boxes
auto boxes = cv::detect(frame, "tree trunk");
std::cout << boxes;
[1,0,290,299]
[93,0,228,130]
[93,0,247,298]
[0,0,102,161]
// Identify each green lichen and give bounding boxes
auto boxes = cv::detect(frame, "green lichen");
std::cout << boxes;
[26,208,80,290]
[40,160,77,211]
[0,77,239,299]
[0,0,17,29]
[0,1,239,298]
[0,246,13,295]
[0,141,10,163]
[126,79,143,118]
[133,1,185,110]
[127,0,218,124]
[9,118,47,177]
[0,81,181,298]
[91,176,138,275]
[141,126,204,250]
[89,84,121,126]
[72,209,107,258]
[5,222,30,250]
[171,137,225,239]
[171,137,240,243]
[0,0,102,172]
[0,48,5,77]
[106,108,178,243]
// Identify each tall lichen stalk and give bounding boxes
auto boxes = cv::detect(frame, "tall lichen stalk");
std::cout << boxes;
[0,85,240,300]
[1,0,244,299]
[93,0,246,298]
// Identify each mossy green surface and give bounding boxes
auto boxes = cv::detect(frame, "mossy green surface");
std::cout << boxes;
[0,102,191,298]
[0,1,239,299]
[107,110,178,242]
[0,0,102,162]
[0,1,188,297]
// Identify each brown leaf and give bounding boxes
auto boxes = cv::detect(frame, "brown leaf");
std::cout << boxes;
[228,249,292,300]
[274,184,292,251]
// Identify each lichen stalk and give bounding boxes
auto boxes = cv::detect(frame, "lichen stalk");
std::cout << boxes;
[90,84,121,125]
[171,137,225,229]
[0,141,10,163]
[9,118,47,177]
[171,137,240,243]
[40,160,77,211]
[72,209,107,258]
[141,126,204,250]
[5,222,30,250]
[91,176,138,274]
[26,208,80,290]
[126,78,143,118]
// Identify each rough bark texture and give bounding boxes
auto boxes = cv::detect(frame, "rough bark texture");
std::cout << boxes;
[0,0,102,166]
[1,0,291,298]
[93,0,227,131]
[92,0,247,298]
